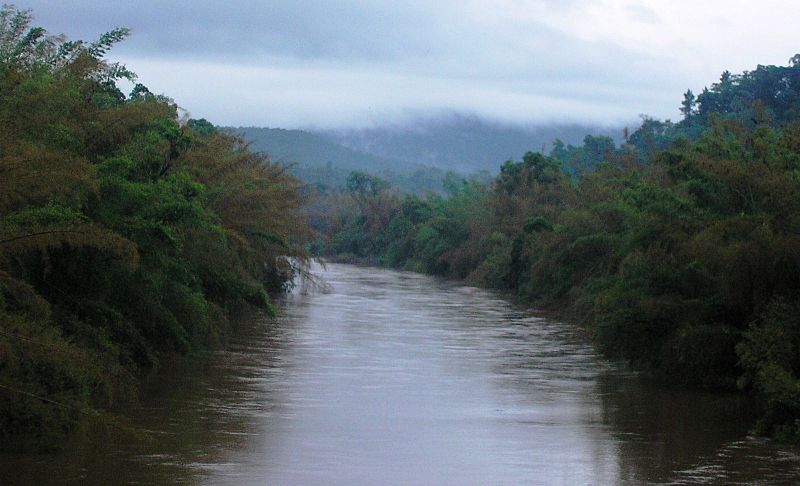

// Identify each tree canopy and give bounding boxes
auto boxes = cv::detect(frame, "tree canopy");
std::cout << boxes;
[0,6,309,450]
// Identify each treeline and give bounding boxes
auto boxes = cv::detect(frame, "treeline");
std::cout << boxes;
[311,57,800,441]
[294,162,479,196]
[0,7,308,450]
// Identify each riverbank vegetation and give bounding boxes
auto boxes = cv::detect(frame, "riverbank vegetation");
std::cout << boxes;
[311,57,800,442]
[0,6,308,450]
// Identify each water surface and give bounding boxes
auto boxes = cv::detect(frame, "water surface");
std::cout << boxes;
[2,263,799,484]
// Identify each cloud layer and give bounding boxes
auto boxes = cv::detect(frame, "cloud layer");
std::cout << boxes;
[17,0,800,128]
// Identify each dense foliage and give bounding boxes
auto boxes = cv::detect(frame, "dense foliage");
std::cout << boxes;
[0,7,308,450]
[293,162,473,196]
[312,57,800,442]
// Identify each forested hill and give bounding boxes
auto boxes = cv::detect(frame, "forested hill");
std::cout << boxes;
[231,119,622,194]
[324,116,624,173]
[0,7,309,451]
[233,119,623,176]
[226,127,463,195]
[229,126,406,173]
[311,56,800,443]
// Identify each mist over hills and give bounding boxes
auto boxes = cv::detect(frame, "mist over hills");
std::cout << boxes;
[231,114,626,176]
[228,126,452,194]
[322,114,626,173]
[231,126,408,173]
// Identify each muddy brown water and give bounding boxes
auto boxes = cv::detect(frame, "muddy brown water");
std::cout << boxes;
[2,263,799,484]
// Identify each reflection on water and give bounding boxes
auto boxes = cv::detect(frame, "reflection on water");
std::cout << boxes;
[1,263,798,484]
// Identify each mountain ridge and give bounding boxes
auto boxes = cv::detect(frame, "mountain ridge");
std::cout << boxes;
[229,116,626,176]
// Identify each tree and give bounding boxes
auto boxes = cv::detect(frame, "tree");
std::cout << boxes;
[346,170,390,199]
[0,6,310,450]
[680,89,696,120]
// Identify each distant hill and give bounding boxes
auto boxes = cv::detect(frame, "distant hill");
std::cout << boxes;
[227,116,626,193]
[321,114,625,173]
[226,126,459,194]
[228,126,411,173]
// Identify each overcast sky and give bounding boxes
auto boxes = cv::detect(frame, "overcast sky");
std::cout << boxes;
[16,0,800,129]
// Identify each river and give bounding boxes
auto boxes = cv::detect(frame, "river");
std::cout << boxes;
[2,263,799,484]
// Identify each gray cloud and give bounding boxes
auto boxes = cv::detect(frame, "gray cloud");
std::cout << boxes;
[13,1,796,128]
[19,1,455,61]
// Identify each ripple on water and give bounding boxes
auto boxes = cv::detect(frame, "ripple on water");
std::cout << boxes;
[1,263,799,485]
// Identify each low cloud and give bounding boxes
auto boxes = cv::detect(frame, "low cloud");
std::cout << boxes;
[16,0,800,128]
